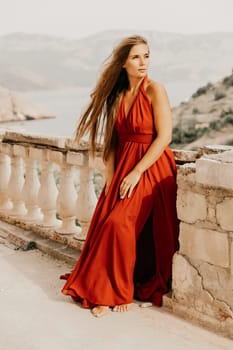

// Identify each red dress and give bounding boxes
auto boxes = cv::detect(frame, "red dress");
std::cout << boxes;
[61,77,179,307]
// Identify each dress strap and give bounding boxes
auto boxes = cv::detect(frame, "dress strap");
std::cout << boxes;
[140,75,148,91]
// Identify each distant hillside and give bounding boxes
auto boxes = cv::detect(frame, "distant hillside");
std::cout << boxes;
[0,86,55,122]
[171,71,233,149]
[0,31,233,105]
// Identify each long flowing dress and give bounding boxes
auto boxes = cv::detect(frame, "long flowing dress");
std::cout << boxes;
[61,77,179,307]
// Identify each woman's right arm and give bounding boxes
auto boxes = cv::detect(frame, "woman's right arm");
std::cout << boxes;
[104,147,115,195]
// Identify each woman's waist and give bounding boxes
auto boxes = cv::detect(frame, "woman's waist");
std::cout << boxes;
[117,132,155,144]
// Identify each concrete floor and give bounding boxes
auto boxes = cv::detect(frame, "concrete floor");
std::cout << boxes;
[0,237,232,350]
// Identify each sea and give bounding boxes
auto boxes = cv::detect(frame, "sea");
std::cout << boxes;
[1,80,198,138]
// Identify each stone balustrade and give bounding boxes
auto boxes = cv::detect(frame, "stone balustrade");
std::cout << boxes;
[0,130,104,250]
[0,130,233,339]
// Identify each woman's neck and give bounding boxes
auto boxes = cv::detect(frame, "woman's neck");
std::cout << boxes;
[127,76,145,93]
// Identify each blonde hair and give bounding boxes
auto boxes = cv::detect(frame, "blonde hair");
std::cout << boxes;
[75,35,148,161]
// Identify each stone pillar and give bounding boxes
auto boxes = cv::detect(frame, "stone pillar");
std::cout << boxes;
[74,153,97,240]
[22,157,42,221]
[8,155,27,216]
[0,152,12,211]
[38,160,60,227]
[56,163,81,235]
[8,144,32,216]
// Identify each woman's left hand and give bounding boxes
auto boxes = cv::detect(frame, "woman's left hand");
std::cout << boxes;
[119,169,142,199]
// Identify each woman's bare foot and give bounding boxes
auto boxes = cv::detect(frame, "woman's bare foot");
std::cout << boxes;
[91,306,110,318]
[113,304,131,312]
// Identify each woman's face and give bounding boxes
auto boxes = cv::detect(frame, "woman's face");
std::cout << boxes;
[123,43,150,79]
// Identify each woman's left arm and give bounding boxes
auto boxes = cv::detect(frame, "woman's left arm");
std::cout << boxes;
[119,82,172,199]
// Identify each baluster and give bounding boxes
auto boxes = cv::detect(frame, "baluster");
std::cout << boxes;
[8,156,27,216]
[38,161,60,227]
[56,164,81,235]
[22,158,42,221]
[75,157,97,240]
[0,153,12,211]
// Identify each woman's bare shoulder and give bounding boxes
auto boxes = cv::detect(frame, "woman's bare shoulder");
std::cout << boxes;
[146,78,167,96]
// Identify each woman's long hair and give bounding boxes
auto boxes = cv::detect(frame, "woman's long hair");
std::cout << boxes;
[75,35,148,161]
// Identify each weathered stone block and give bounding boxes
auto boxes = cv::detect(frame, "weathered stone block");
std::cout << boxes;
[48,150,64,164]
[0,143,13,156]
[208,194,222,206]
[173,149,198,163]
[216,198,233,231]
[177,190,207,223]
[172,253,233,321]
[13,144,28,158]
[196,151,233,190]
[66,151,84,166]
[177,163,196,187]
[65,138,89,151]
[198,261,233,307]
[198,145,233,157]
[29,147,47,161]
[179,222,230,268]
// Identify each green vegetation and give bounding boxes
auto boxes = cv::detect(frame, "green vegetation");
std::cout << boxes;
[171,123,207,146]
[171,108,233,147]
[192,82,213,98]
[209,120,222,130]
[214,90,226,100]
[192,107,200,114]
[209,107,217,113]
[172,71,233,148]
[220,108,233,118]
[222,73,233,87]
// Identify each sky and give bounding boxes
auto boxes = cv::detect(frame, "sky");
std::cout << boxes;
[0,0,233,39]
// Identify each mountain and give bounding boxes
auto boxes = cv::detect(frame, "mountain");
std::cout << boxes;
[0,86,55,122]
[171,72,233,149]
[0,31,233,106]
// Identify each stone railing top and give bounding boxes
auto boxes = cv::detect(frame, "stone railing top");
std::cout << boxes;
[174,145,233,165]
[1,130,88,152]
[3,130,68,148]
[174,145,233,162]
[172,149,199,164]
[0,130,105,155]
[1,128,233,165]
[201,149,233,163]
[197,144,233,157]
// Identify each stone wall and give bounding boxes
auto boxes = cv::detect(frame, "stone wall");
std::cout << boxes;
[172,145,233,339]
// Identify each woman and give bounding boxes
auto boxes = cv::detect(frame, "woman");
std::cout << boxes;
[61,35,179,317]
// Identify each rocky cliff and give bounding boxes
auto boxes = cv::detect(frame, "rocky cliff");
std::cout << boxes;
[171,72,233,149]
[0,86,54,122]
